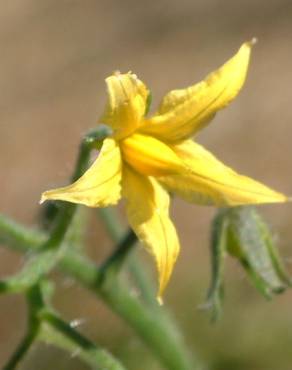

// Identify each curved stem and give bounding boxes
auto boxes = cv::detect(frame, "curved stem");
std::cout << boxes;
[98,228,137,279]
[0,215,199,370]
[40,126,112,251]
[98,208,124,242]
[39,132,93,251]
[40,311,127,370]
[0,129,104,294]
[62,252,197,370]
[2,285,43,370]
[97,208,156,306]
[3,329,38,370]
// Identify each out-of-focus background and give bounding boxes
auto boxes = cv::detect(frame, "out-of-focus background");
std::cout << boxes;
[1,1,292,369]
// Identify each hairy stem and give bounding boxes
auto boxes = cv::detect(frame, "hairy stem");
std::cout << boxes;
[99,228,137,278]
[0,215,198,370]
[2,285,44,370]
[97,208,156,306]
[0,129,104,294]
[40,311,127,370]
[61,252,196,370]
[3,329,39,370]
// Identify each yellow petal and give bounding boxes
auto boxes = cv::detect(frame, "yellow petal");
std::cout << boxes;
[100,72,149,140]
[41,138,122,207]
[122,166,180,299]
[160,140,287,206]
[121,133,187,177]
[141,40,255,142]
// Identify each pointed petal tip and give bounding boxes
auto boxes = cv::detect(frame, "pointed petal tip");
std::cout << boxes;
[39,194,47,205]
[276,193,290,203]
[249,37,258,46]
[39,189,57,204]
[255,191,288,205]
[242,37,257,51]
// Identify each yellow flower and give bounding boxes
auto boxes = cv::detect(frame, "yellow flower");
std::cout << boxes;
[41,40,287,300]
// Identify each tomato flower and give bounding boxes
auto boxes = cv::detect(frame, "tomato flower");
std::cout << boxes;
[41,40,287,299]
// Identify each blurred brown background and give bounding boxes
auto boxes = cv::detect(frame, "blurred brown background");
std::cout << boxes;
[1,1,292,369]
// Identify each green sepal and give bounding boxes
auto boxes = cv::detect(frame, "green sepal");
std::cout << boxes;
[205,209,229,321]
[227,207,291,297]
[205,207,291,321]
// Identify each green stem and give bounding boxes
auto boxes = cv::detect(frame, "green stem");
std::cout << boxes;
[62,253,196,370]
[97,208,156,306]
[0,129,103,294]
[40,311,126,370]
[98,208,124,242]
[127,256,157,306]
[2,285,43,370]
[3,329,38,370]
[0,246,66,294]
[0,214,45,251]
[40,132,93,251]
[4,282,126,370]
[40,203,76,251]
[0,215,198,370]
[64,207,88,250]
[99,228,137,278]
[39,126,112,251]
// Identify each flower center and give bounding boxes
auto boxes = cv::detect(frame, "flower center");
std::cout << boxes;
[121,133,186,177]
